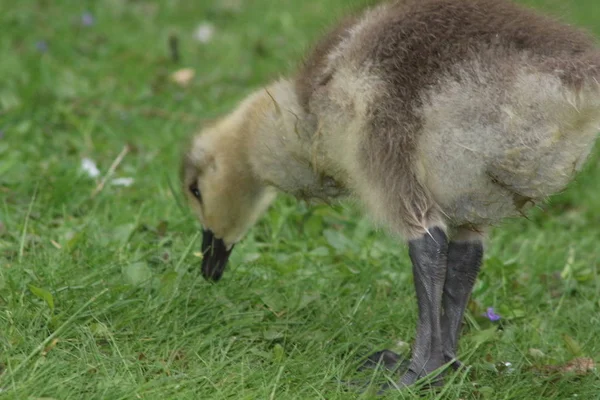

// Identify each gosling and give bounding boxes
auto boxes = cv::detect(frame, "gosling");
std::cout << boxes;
[181,0,600,388]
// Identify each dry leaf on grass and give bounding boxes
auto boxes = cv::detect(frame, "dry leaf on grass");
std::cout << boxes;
[171,68,195,87]
[535,357,596,376]
[560,358,596,374]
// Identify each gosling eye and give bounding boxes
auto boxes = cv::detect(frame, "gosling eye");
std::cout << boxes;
[189,182,202,202]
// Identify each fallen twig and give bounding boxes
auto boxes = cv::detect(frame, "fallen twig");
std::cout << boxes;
[91,145,130,198]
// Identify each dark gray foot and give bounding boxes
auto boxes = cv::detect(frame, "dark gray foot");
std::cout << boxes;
[343,350,409,393]
[358,350,410,373]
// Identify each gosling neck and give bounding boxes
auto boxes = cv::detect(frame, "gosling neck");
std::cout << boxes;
[241,80,333,199]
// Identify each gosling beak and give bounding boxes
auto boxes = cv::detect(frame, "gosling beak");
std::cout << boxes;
[201,229,234,281]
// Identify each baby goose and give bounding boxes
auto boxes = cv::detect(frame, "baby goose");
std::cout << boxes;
[182,0,600,388]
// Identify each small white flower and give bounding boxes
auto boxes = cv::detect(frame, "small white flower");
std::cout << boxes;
[81,158,100,178]
[111,177,134,187]
[194,22,215,44]
[503,361,515,374]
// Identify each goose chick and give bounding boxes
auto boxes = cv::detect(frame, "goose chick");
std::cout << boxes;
[182,0,600,388]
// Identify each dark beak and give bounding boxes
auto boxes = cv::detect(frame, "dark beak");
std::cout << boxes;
[201,229,234,281]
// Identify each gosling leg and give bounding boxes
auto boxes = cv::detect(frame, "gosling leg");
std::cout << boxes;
[399,226,448,386]
[441,236,484,367]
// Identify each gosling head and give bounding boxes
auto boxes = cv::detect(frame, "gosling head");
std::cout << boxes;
[181,116,276,281]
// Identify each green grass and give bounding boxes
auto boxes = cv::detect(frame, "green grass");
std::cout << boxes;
[1,0,599,398]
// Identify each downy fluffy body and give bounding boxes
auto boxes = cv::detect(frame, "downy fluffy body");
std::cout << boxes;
[184,0,600,244]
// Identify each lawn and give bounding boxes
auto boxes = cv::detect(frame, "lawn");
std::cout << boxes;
[1,0,599,399]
